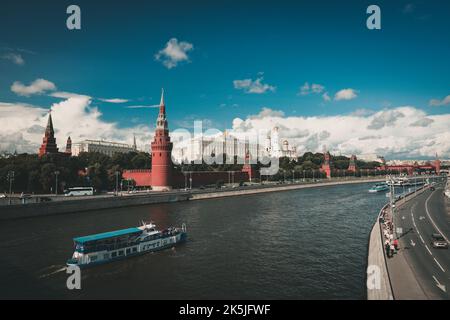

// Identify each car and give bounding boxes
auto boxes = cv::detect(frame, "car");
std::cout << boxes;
[0,194,7,198]
[431,234,448,249]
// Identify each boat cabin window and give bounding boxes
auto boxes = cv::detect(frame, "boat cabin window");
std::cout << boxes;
[111,252,117,258]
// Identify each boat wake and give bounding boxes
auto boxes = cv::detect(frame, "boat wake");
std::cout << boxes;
[38,265,67,279]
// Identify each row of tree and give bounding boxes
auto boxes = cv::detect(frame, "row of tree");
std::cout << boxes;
[0,152,151,194]
[1,151,400,194]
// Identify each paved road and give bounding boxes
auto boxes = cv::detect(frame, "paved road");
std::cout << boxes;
[394,185,449,299]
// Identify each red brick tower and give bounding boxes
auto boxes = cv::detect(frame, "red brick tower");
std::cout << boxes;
[242,149,256,182]
[38,112,59,157]
[321,149,332,179]
[348,155,357,173]
[65,136,72,155]
[434,153,441,174]
[151,89,173,191]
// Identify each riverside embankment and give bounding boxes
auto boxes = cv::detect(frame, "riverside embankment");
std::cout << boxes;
[0,177,385,220]
[366,184,437,300]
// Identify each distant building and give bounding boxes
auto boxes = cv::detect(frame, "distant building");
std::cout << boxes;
[378,154,441,175]
[348,155,357,173]
[265,127,297,159]
[72,140,137,157]
[281,139,297,159]
[357,154,385,163]
[172,131,265,165]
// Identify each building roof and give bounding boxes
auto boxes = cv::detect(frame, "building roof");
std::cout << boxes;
[73,227,141,244]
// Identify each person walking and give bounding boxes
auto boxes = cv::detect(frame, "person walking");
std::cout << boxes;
[393,239,399,250]
[390,244,395,257]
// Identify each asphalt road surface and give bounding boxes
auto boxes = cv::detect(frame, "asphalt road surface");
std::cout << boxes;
[394,185,449,299]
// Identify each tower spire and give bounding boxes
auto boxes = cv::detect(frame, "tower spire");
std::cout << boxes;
[45,111,54,136]
[156,89,168,130]
[160,88,165,107]
[39,111,59,157]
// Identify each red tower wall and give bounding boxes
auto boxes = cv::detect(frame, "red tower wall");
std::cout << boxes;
[321,152,332,179]
[435,159,441,173]
[348,155,357,173]
[123,170,152,187]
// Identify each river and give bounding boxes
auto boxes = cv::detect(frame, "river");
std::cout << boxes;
[0,182,387,299]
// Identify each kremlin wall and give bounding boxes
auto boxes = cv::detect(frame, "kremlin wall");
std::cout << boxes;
[37,90,442,191]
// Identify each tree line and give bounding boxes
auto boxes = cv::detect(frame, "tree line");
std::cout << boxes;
[1,150,399,194]
[0,152,151,194]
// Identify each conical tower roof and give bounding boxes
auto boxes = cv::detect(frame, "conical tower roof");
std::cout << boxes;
[45,112,55,136]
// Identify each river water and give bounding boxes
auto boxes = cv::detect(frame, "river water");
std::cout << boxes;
[0,182,387,299]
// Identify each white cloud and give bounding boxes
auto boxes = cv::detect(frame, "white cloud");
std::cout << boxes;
[0,98,154,154]
[125,105,160,109]
[50,91,91,99]
[233,76,276,94]
[229,106,450,159]
[429,95,450,106]
[250,107,285,119]
[410,117,434,127]
[99,98,129,103]
[322,92,331,102]
[2,53,25,65]
[299,82,325,95]
[11,79,56,96]
[334,88,358,101]
[350,108,375,117]
[367,109,404,130]
[155,38,194,69]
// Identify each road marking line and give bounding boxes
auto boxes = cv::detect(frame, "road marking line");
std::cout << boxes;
[432,276,447,293]
[425,189,450,244]
[425,245,433,256]
[434,258,445,273]
[419,235,425,243]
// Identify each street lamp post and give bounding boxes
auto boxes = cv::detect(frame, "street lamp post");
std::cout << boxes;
[54,170,60,195]
[292,170,295,183]
[189,172,193,190]
[7,171,14,205]
[115,171,119,196]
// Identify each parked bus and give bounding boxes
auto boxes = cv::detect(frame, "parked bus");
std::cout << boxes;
[64,187,94,197]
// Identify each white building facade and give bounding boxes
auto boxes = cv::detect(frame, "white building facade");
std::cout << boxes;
[172,127,298,164]
[72,140,137,157]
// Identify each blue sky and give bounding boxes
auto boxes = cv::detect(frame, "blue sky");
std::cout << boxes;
[1,0,449,158]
